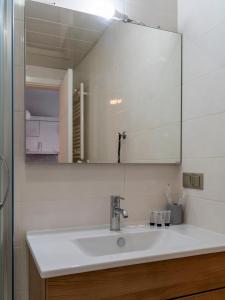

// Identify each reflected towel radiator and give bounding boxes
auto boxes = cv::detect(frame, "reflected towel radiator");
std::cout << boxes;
[73,83,87,162]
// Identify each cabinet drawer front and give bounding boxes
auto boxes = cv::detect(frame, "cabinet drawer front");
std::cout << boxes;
[175,288,225,300]
[29,252,225,300]
[46,252,225,300]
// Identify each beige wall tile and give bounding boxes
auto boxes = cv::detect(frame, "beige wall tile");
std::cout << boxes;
[14,65,25,113]
[179,0,225,234]
[14,20,24,67]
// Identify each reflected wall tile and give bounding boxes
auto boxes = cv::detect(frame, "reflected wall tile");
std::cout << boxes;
[14,20,24,67]
[15,112,25,159]
[15,65,25,112]
[14,0,25,21]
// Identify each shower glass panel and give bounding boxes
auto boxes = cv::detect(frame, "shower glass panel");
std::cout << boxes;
[0,0,13,299]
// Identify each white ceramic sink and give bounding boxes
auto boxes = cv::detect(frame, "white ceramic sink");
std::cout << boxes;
[74,230,199,257]
[26,225,225,278]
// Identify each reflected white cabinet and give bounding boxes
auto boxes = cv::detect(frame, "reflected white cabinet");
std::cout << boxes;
[26,118,59,154]
[39,121,59,154]
[26,120,40,137]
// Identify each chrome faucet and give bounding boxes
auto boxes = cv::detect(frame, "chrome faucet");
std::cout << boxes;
[110,196,128,231]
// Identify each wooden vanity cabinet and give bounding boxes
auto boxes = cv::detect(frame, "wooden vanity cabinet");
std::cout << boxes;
[29,251,225,300]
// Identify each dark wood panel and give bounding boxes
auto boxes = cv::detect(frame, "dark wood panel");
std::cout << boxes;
[46,252,225,300]
[175,288,225,299]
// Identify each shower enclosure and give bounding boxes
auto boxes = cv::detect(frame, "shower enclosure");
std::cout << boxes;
[0,0,14,299]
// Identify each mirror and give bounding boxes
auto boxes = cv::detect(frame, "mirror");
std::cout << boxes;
[25,0,182,164]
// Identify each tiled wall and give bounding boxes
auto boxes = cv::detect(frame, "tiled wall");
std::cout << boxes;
[125,0,177,32]
[14,0,178,299]
[178,0,225,233]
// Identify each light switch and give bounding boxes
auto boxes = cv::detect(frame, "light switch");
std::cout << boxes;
[183,173,204,190]
[192,175,200,188]
[183,173,192,188]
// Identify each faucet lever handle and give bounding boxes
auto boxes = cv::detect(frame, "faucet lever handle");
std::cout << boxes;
[111,195,125,201]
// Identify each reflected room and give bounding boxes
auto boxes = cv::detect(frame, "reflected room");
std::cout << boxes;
[25,0,182,164]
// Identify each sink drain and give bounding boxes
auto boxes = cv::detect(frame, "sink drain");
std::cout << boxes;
[117,237,126,248]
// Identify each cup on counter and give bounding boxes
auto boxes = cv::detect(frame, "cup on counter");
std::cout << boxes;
[150,210,157,226]
[164,210,171,227]
[150,210,171,227]
[166,203,183,225]
[156,211,164,227]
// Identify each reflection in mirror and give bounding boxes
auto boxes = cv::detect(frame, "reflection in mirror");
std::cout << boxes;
[25,0,182,164]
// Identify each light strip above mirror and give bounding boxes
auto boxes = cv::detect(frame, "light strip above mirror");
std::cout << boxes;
[30,0,117,19]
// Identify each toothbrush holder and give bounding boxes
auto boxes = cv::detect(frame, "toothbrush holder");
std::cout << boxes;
[166,203,183,225]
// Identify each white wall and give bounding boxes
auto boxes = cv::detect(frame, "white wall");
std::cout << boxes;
[125,0,177,32]
[76,21,181,163]
[14,0,178,299]
[26,65,65,87]
[178,0,225,233]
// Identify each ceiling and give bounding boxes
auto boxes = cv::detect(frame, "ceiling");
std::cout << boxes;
[25,0,111,69]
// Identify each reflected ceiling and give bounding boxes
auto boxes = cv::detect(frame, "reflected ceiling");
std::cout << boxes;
[25,0,111,69]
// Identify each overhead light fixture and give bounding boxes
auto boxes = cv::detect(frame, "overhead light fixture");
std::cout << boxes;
[32,0,116,20]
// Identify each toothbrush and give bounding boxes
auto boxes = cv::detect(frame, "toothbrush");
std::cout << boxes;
[164,184,172,204]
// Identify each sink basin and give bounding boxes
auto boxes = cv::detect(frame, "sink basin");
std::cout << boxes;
[74,229,199,257]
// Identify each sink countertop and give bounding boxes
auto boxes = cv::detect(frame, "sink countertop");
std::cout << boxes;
[26,224,225,279]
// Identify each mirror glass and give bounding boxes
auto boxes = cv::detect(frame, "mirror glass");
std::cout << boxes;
[25,0,182,164]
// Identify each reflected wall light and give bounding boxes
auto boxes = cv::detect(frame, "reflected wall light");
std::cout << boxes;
[110,99,123,105]
[31,0,116,20]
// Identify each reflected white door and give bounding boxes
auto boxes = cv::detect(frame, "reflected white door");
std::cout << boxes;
[58,69,73,163]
